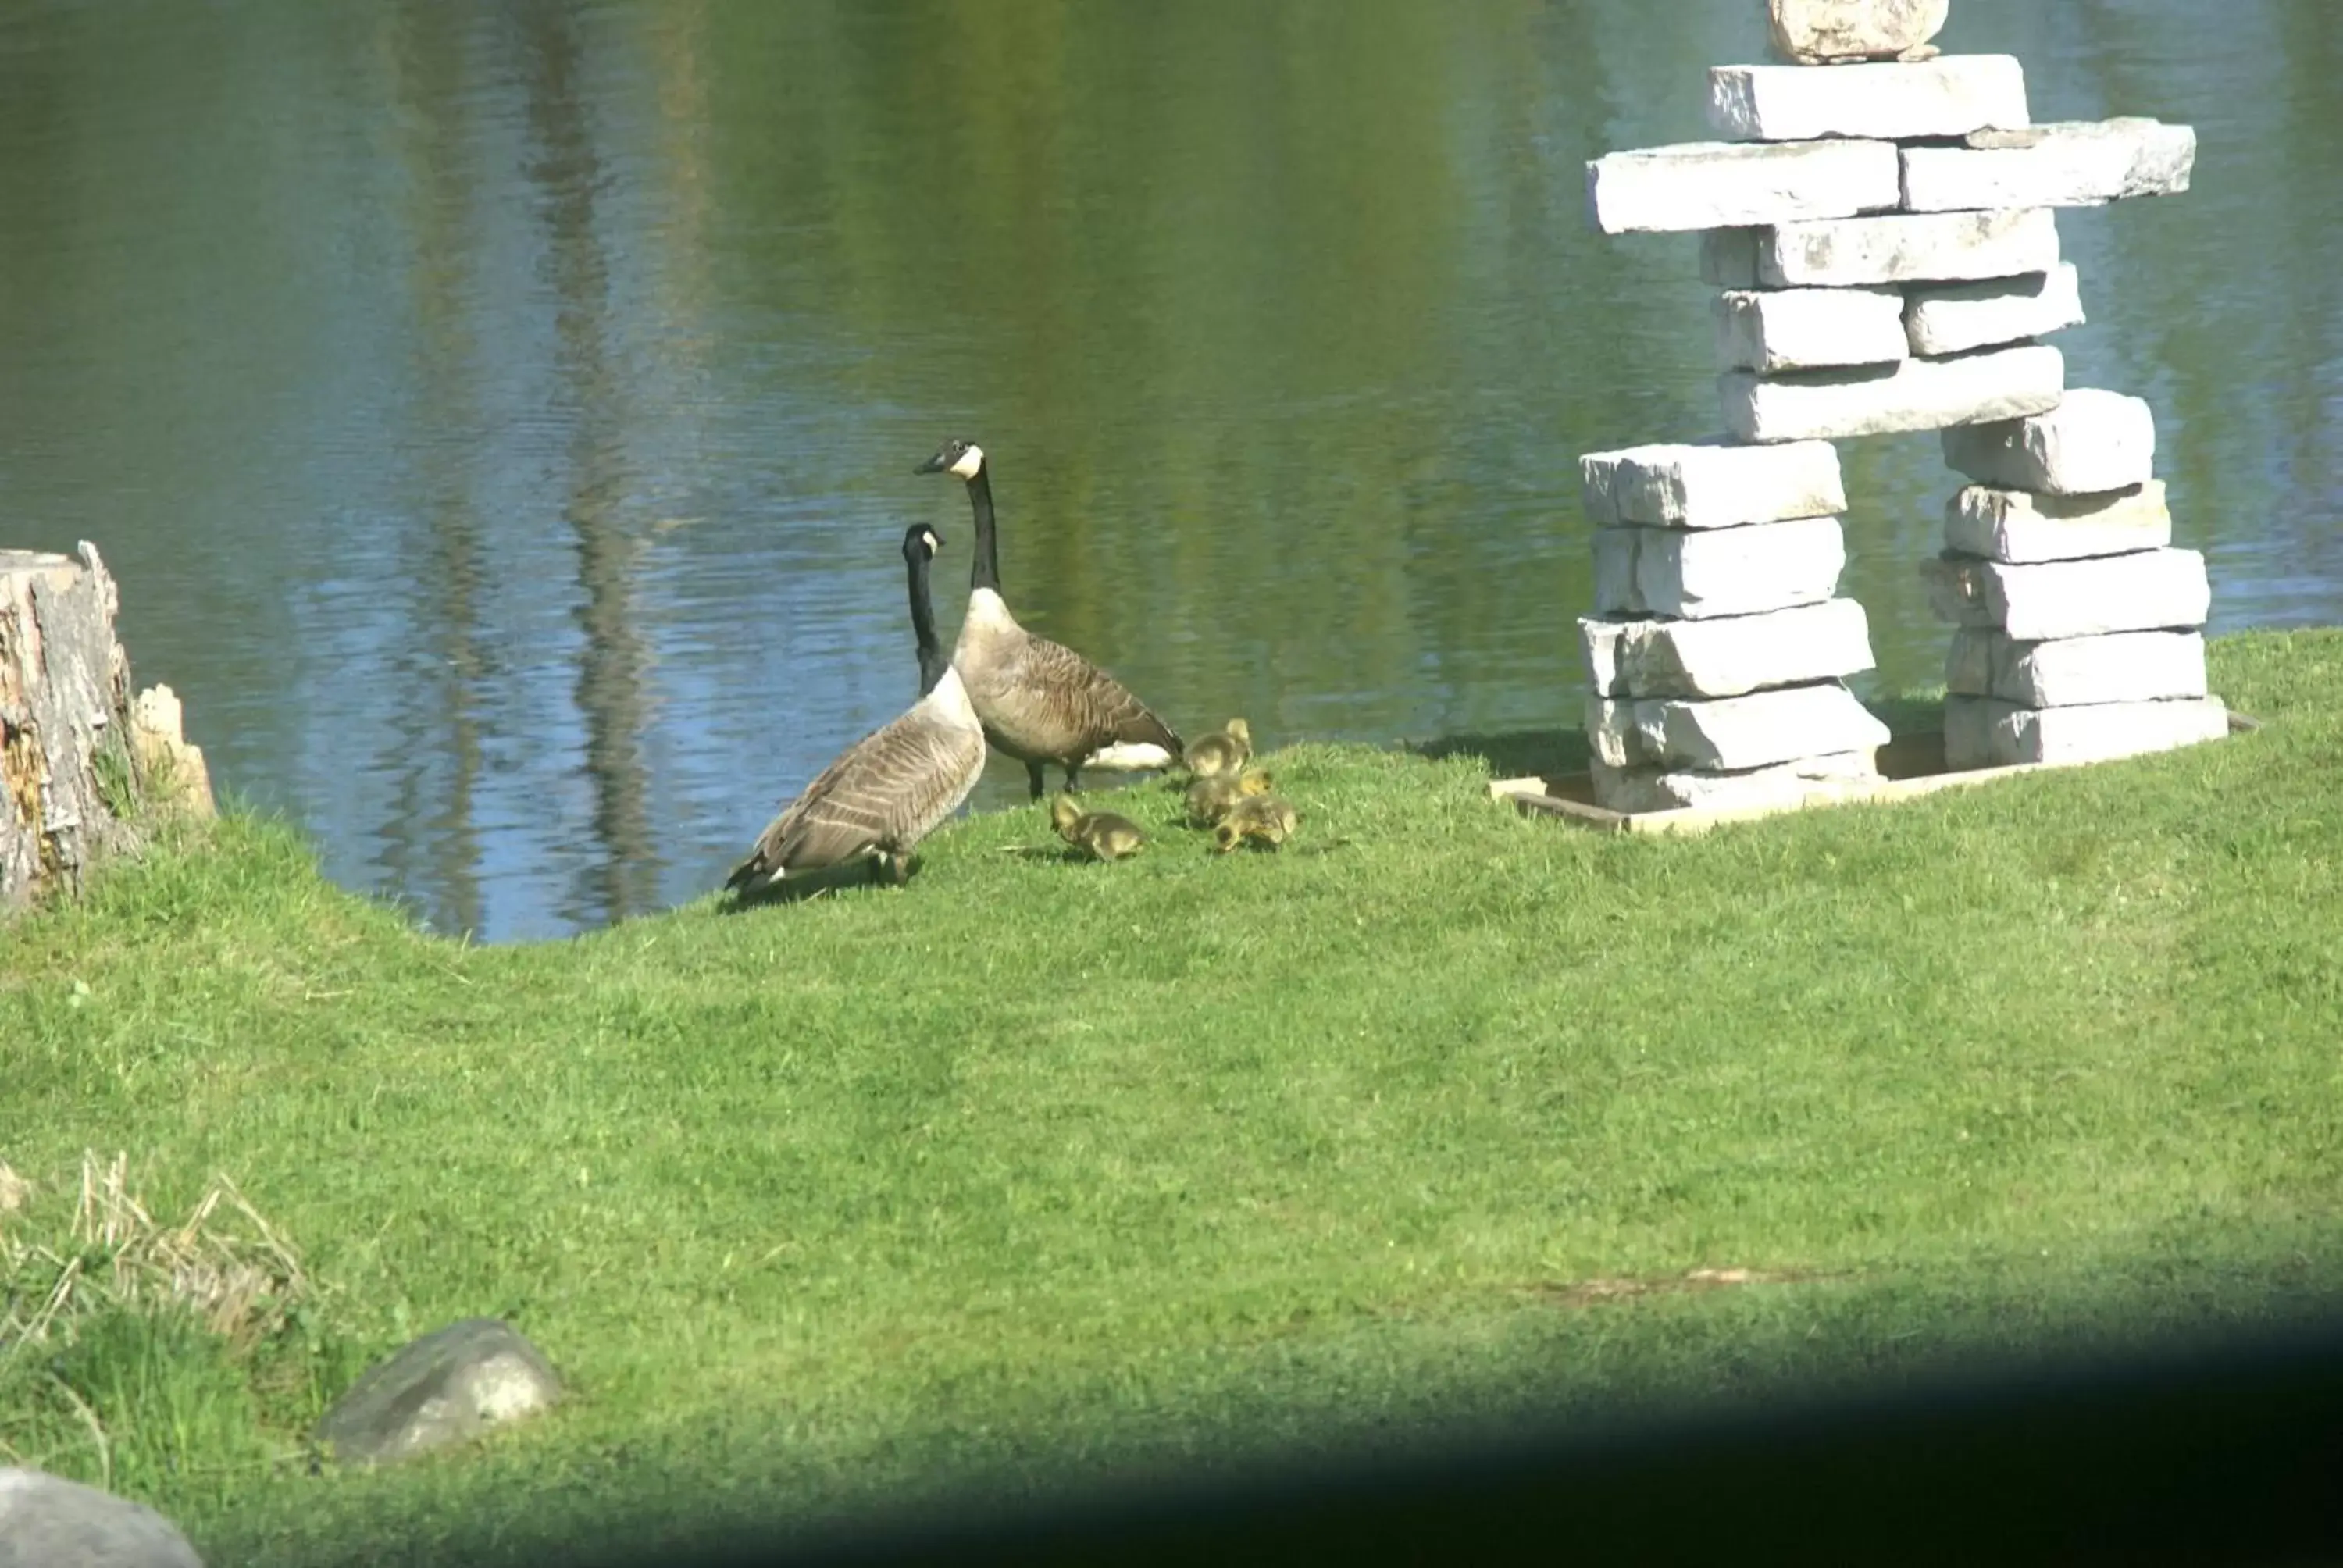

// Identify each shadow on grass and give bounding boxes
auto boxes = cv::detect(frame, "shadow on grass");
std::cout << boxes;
[997,838,1347,862]
[1409,694,1949,785]
[1408,728,1592,779]
[718,858,905,911]
[993,844,1115,864]
[259,1301,2343,1568]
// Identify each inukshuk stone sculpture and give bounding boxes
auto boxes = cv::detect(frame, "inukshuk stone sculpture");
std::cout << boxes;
[1575,0,2210,814]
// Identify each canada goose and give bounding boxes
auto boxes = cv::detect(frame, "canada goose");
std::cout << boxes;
[1183,766,1272,828]
[725,524,986,892]
[915,438,1183,800]
[1185,718,1252,779]
[1213,793,1299,853]
[1050,793,1147,861]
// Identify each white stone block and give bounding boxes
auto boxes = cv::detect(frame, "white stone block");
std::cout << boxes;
[1904,264,2084,357]
[1720,344,2063,444]
[1943,694,2227,769]
[1714,286,1908,373]
[1944,480,2170,563]
[1585,139,1900,236]
[1580,439,1845,529]
[1592,516,1846,620]
[1768,0,1949,63]
[1757,208,2059,287]
[1902,119,2198,212]
[1942,389,2155,494]
[1945,629,2207,706]
[1707,55,2027,143]
[1581,598,1875,700]
[1588,682,1892,772]
[1920,547,2209,640]
[1590,750,1883,814]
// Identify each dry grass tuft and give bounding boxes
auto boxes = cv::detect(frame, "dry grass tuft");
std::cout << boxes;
[1535,1267,1840,1308]
[0,1150,315,1361]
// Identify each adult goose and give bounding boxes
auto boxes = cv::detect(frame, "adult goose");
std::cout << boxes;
[915,437,1182,799]
[725,523,986,893]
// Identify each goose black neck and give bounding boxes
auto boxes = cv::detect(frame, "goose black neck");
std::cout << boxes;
[906,543,947,697]
[966,465,1003,594]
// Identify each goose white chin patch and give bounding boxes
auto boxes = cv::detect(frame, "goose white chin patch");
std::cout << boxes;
[950,444,986,479]
[1085,743,1175,772]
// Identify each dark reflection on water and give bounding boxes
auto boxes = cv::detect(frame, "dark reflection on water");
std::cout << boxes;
[0,1,2336,940]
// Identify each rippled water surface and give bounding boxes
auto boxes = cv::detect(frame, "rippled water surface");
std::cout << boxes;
[2,1,2338,939]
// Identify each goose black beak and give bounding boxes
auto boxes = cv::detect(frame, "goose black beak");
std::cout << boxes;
[914,451,950,475]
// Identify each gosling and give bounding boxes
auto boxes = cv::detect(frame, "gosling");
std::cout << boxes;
[1184,718,1252,779]
[1213,793,1298,853]
[1051,793,1147,861]
[1183,767,1273,828]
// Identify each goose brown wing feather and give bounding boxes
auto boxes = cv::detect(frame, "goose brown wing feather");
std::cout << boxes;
[982,629,1182,763]
[728,699,986,887]
[726,749,868,888]
[873,708,988,844]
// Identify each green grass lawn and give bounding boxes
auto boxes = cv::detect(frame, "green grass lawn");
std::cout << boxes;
[5,630,2342,1565]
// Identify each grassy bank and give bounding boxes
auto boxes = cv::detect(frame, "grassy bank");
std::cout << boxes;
[5,630,2342,1564]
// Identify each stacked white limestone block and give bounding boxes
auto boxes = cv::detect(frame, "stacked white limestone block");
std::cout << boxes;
[1693,71,2199,442]
[1585,36,2196,442]
[1577,440,1890,813]
[1571,0,2209,809]
[1924,390,2225,768]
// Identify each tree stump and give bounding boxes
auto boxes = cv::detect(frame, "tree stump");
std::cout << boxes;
[0,543,213,914]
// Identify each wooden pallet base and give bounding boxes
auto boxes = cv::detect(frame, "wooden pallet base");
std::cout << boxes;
[1491,712,2260,837]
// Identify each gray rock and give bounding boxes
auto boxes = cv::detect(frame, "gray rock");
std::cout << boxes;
[315,1317,561,1466]
[1767,0,1949,63]
[0,1468,202,1568]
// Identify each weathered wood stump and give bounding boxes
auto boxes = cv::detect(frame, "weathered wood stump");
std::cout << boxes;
[0,543,212,913]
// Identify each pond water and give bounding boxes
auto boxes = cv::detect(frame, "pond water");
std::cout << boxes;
[2,0,2337,941]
